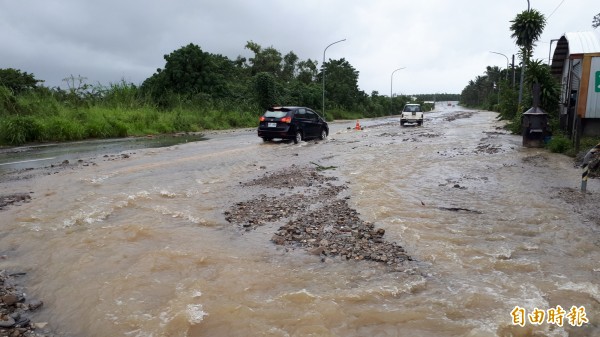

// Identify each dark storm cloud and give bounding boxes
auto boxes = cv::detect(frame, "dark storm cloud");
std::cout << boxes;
[0,0,597,93]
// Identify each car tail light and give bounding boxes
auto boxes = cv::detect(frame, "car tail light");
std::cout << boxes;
[259,116,265,122]
[280,116,292,123]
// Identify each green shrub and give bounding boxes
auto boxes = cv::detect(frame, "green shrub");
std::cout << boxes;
[0,86,19,115]
[0,115,42,145]
[41,116,85,141]
[85,111,112,138]
[580,136,600,151]
[505,111,523,134]
[546,133,571,153]
[107,119,129,137]
[16,91,61,116]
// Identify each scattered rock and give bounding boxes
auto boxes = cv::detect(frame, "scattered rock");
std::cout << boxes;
[0,316,15,328]
[438,207,483,214]
[522,154,549,167]
[444,111,475,121]
[1,294,19,306]
[0,193,32,210]
[554,187,600,226]
[0,270,47,336]
[474,143,503,154]
[225,166,412,271]
[28,301,43,311]
[33,322,48,329]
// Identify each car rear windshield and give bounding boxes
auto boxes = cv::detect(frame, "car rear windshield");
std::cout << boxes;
[403,105,421,112]
[263,109,290,118]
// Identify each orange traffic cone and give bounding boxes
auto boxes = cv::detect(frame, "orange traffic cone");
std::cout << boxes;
[355,120,361,130]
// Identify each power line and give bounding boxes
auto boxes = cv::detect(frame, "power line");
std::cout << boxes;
[547,0,566,19]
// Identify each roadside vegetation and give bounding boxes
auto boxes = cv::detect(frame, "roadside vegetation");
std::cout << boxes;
[0,43,457,146]
[460,8,599,158]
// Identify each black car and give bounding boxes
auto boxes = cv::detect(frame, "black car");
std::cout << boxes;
[257,106,329,143]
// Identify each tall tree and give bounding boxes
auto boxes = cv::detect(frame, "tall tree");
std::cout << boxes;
[510,9,546,60]
[244,41,283,76]
[0,68,43,94]
[510,9,546,106]
[319,58,360,110]
[525,60,559,112]
[141,43,233,102]
[254,72,278,111]
[485,66,503,85]
[281,51,299,82]
[296,59,318,84]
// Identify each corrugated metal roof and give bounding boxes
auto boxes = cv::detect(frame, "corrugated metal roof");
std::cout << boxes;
[564,31,600,54]
[550,31,600,79]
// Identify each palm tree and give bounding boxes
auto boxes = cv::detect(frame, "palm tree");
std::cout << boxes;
[526,60,560,112]
[510,10,546,60]
[509,9,546,107]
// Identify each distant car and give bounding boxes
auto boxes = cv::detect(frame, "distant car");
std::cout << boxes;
[400,103,424,126]
[257,106,329,143]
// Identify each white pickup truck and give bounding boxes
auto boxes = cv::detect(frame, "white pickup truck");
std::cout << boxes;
[400,103,424,126]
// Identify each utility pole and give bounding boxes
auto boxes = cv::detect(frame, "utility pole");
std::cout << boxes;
[519,0,531,106]
[512,54,516,87]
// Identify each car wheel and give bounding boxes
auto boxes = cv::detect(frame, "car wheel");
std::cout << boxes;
[319,128,327,140]
[293,131,302,144]
[262,137,272,142]
[400,121,405,126]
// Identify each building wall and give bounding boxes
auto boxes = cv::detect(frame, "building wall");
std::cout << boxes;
[585,56,600,119]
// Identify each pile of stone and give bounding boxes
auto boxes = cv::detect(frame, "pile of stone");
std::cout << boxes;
[0,270,49,337]
[0,194,31,211]
[225,165,412,270]
[271,198,411,268]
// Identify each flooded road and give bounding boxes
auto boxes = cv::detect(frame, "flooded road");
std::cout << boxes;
[1,104,598,337]
[0,134,207,172]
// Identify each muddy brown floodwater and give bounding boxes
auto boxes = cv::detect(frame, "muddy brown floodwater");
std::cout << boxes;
[0,104,599,337]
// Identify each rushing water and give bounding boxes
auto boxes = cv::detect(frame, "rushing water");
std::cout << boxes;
[1,104,598,337]
[0,133,207,172]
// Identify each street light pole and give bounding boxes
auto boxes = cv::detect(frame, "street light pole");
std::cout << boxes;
[490,51,509,81]
[322,38,346,119]
[390,67,405,115]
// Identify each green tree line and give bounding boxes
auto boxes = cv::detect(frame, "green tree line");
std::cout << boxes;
[460,9,560,136]
[0,41,450,146]
[460,8,600,156]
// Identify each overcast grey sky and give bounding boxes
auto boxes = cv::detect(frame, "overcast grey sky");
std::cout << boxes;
[0,0,597,95]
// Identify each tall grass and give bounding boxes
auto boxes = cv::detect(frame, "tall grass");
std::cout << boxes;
[545,131,600,158]
[324,108,363,121]
[0,87,262,145]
